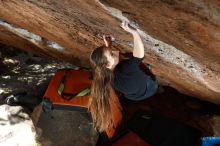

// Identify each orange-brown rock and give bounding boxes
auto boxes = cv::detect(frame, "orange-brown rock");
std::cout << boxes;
[0,0,219,104]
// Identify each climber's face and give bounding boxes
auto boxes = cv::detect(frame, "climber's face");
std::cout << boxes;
[104,48,119,70]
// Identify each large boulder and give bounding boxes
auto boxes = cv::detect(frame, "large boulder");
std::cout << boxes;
[0,104,37,146]
[0,0,219,104]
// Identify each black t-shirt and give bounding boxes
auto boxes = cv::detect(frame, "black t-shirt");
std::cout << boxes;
[114,56,158,101]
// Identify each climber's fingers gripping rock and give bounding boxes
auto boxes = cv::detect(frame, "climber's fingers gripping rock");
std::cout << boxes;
[103,34,112,47]
[121,20,137,34]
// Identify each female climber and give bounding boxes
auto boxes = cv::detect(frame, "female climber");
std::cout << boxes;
[89,20,159,132]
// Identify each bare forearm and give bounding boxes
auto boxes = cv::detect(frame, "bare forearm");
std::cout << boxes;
[132,31,144,58]
[121,21,145,58]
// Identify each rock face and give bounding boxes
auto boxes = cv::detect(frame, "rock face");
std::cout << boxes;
[0,0,219,104]
[0,105,37,146]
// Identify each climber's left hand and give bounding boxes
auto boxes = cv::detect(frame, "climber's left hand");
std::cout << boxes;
[103,34,112,47]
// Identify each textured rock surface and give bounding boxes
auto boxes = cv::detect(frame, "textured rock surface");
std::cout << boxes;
[0,105,37,146]
[0,0,219,104]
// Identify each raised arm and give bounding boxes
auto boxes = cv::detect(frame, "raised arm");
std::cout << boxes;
[121,21,144,58]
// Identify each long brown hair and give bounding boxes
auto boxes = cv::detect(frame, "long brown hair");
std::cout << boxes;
[89,46,116,132]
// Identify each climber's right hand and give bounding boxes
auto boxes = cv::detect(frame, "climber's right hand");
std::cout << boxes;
[121,20,137,34]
